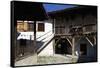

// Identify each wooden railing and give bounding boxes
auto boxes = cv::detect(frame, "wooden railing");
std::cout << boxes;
[69,24,96,35]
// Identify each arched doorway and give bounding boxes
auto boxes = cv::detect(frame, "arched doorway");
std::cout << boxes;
[55,38,72,55]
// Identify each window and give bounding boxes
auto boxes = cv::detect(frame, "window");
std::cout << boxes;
[17,21,28,32]
[37,23,45,32]
[28,23,34,31]
[17,22,24,32]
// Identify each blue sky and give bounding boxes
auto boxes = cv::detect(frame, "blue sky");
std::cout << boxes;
[43,4,76,12]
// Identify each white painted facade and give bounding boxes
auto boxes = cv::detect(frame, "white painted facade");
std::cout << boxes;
[17,21,54,56]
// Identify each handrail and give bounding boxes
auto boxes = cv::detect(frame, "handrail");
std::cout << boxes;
[69,24,96,34]
[36,30,52,40]
[17,30,52,40]
[37,35,54,54]
[39,33,53,42]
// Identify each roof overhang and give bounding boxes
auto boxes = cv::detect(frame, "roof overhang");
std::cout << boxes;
[12,1,48,21]
[48,6,97,18]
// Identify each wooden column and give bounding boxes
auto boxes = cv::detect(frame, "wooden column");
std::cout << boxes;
[94,36,96,45]
[53,18,55,56]
[33,21,36,53]
[53,38,55,56]
[72,36,75,56]
[53,18,55,34]
[72,36,75,63]
[33,21,37,63]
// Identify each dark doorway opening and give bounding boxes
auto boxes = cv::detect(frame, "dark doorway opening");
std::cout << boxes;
[80,44,87,55]
[55,38,72,55]
[20,39,27,55]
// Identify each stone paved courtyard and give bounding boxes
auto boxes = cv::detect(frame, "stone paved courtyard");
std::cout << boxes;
[15,54,78,66]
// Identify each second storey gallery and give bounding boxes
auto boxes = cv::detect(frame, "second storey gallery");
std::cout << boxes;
[11,1,97,67]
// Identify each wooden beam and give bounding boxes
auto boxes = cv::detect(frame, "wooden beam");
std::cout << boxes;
[55,32,96,37]
[54,38,61,47]
[55,34,72,37]
[86,37,94,46]
[66,37,72,47]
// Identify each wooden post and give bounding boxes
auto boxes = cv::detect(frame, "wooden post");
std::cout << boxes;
[34,21,36,53]
[33,21,37,64]
[30,35,32,53]
[53,18,55,34]
[94,36,96,45]
[53,18,55,56]
[53,38,55,56]
[72,36,75,63]
[72,37,75,56]
[66,37,72,47]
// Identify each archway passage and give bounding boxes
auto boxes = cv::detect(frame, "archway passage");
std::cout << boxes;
[55,38,72,55]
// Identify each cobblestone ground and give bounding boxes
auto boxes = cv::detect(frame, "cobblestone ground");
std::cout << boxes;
[15,54,78,66]
[37,54,78,64]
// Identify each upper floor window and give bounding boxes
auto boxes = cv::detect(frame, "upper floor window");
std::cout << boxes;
[28,23,34,31]
[17,20,45,32]
[17,21,28,32]
[37,23,45,32]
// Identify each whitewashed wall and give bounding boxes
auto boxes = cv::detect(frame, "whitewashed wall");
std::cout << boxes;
[17,21,53,41]
[17,21,54,56]
[37,22,54,56]
[38,40,54,56]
